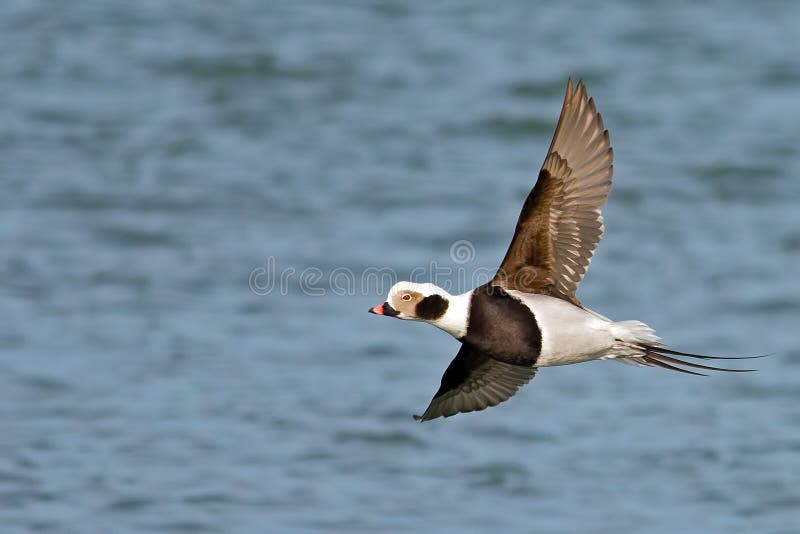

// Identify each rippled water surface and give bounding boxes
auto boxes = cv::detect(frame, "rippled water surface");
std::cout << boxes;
[1,2,799,532]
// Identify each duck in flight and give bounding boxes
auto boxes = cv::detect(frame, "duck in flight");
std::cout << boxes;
[369,78,758,422]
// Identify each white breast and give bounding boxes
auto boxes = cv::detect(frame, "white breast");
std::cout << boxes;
[507,291,617,367]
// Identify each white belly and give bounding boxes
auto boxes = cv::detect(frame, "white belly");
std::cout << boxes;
[507,292,616,367]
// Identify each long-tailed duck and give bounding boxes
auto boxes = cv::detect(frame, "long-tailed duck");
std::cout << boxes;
[370,78,758,422]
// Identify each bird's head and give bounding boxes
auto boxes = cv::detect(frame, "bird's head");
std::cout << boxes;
[369,281,451,322]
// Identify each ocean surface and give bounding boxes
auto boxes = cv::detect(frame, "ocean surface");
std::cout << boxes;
[0,1,798,532]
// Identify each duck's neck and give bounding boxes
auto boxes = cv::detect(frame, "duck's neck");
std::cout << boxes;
[430,290,471,339]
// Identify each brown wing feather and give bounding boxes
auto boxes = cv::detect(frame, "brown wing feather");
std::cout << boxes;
[493,78,613,304]
[415,343,537,422]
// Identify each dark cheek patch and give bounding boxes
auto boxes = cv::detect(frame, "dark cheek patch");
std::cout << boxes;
[415,294,449,320]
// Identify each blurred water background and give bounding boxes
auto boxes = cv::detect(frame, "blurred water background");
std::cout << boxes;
[0,1,799,532]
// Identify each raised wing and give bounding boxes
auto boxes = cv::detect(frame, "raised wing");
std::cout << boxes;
[415,343,537,422]
[493,79,613,305]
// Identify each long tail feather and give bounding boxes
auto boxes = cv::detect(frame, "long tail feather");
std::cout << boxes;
[610,320,763,374]
[646,351,755,373]
[642,347,758,375]
[648,346,767,360]
[641,354,706,376]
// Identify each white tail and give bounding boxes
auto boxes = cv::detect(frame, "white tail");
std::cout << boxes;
[610,320,662,347]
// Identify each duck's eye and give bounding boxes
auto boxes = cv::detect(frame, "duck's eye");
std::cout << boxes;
[401,293,412,302]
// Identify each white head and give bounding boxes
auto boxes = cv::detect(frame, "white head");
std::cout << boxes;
[369,282,469,338]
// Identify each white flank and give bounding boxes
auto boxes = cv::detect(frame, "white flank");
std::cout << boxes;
[506,291,662,367]
[508,292,617,366]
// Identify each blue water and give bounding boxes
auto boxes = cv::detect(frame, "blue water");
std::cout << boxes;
[1,2,798,532]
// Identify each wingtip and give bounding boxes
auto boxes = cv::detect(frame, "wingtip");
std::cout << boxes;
[574,78,587,98]
[563,77,575,102]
